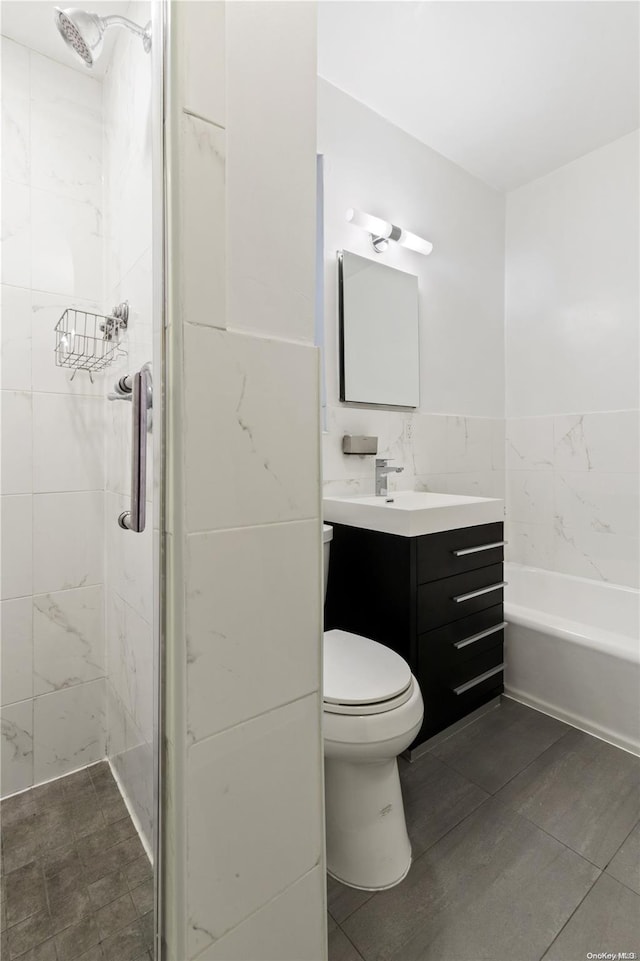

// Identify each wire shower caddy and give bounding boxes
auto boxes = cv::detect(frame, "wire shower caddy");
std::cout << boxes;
[54,302,129,381]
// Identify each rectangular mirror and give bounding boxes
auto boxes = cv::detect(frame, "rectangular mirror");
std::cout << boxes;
[338,250,420,407]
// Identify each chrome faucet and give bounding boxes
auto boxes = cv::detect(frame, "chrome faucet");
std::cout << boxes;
[375,458,404,497]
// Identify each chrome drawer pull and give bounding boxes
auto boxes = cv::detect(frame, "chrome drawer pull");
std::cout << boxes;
[452,541,506,557]
[453,581,507,603]
[453,663,504,695]
[454,622,508,649]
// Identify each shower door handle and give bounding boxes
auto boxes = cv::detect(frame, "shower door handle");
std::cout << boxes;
[118,364,152,533]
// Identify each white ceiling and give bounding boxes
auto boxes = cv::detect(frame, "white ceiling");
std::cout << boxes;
[318,1,640,192]
[1,0,131,77]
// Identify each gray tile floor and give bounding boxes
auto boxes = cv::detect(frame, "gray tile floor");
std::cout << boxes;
[328,697,640,961]
[1,762,153,961]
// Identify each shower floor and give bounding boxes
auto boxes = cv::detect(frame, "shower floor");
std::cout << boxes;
[1,762,153,961]
[328,698,640,961]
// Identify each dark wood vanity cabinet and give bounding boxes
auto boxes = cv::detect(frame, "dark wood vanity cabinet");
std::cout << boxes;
[324,521,505,749]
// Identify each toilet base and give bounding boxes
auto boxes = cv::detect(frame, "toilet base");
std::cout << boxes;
[325,755,412,891]
[327,857,411,892]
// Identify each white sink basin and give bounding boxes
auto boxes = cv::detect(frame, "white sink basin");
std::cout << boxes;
[323,490,504,537]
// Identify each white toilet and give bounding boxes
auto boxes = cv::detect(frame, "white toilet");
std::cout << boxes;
[322,524,424,891]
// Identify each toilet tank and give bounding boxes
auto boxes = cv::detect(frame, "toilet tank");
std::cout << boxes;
[323,524,333,603]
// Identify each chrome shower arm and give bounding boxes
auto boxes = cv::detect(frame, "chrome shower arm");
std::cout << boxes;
[101,15,152,51]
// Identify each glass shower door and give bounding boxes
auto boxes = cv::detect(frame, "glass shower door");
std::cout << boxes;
[0,2,164,957]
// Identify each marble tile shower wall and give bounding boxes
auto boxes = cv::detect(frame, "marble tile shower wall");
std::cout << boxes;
[1,38,107,797]
[102,0,155,851]
[505,132,639,589]
[506,411,640,588]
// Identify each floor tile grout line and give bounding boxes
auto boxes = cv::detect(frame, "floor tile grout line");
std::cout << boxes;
[334,741,524,928]
[600,869,640,899]
[408,791,493,866]
[329,781,482,926]
[328,892,375,928]
[533,869,603,961]
[1,766,150,961]
[430,722,575,798]
[335,752,620,951]
[339,709,639,958]
[491,724,576,794]
[336,815,606,961]
[491,758,640,874]
[508,806,607,871]
[600,814,640,873]
[334,919,367,961]
[330,792,495,928]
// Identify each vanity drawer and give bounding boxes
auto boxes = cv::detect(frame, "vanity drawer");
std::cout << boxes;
[419,635,503,686]
[418,604,506,668]
[417,523,504,583]
[415,656,504,742]
[417,563,505,632]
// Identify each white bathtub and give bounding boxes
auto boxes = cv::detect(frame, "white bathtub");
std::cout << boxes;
[504,563,640,757]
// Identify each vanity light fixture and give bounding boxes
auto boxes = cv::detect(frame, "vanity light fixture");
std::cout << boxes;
[346,208,433,256]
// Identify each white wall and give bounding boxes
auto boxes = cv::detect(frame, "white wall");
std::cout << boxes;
[505,131,640,587]
[1,38,107,796]
[164,3,326,959]
[319,80,506,500]
[102,0,155,853]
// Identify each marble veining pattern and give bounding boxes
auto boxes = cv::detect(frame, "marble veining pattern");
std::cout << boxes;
[186,694,323,958]
[0,35,109,797]
[322,407,506,502]
[555,415,594,471]
[184,325,320,532]
[179,112,226,330]
[33,491,104,595]
[322,404,637,586]
[33,586,105,695]
[1,700,34,795]
[506,410,639,587]
[33,678,106,783]
[185,520,320,745]
[1,596,33,707]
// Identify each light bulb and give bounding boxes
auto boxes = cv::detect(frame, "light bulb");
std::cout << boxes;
[346,208,393,240]
[397,229,433,256]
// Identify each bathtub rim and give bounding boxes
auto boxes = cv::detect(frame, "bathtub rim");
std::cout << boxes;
[504,561,640,600]
[504,601,639,664]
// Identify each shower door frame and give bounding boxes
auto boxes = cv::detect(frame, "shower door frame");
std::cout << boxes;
[151,0,168,958]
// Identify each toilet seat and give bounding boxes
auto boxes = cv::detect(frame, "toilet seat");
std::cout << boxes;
[324,680,415,715]
[323,629,413,715]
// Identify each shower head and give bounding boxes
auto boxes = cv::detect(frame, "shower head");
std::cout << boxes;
[54,7,151,68]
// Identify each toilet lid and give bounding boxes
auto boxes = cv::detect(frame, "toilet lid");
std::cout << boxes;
[323,629,412,707]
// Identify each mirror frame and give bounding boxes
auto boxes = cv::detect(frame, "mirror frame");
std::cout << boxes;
[338,250,420,408]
